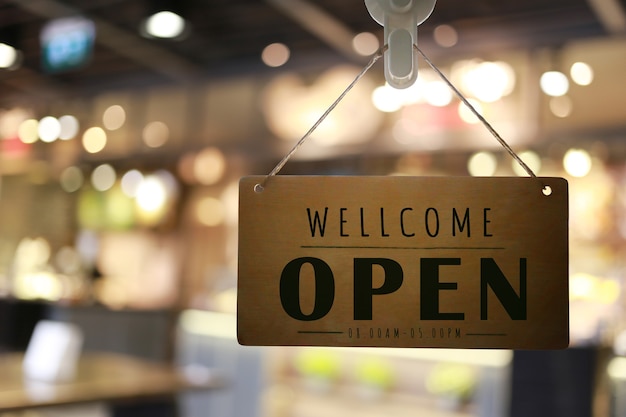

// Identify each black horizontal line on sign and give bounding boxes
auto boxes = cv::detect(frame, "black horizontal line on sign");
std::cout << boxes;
[298,331,344,335]
[466,333,508,337]
[301,246,506,250]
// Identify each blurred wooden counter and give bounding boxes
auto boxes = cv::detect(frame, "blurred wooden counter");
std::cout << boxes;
[0,352,221,411]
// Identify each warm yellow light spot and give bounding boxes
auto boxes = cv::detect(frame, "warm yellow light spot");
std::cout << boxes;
[196,197,225,227]
[82,127,107,153]
[193,147,226,185]
[18,119,39,144]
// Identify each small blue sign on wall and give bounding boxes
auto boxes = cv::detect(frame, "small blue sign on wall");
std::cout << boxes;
[40,17,96,73]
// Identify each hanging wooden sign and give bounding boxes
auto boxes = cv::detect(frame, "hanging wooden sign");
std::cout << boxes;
[237,176,569,349]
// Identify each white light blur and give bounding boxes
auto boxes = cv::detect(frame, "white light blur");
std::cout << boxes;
[549,96,573,118]
[433,24,458,48]
[103,105,126,131]
[58,115,79,140]
[512,151,542,176]
[608,357,626,380]
[18,119,39,144]
[468,152,497,176]
[372,85,403,113]
[196,197,226,227]
[563,149,592,178]
[121,170,144,197]
[261,43,290,67]
[352,32,380,56]
[145,11,186,39]
[540,71,569,97]
[570,62,594,86]
[136,175,167,212]
[464,62,515,103]
[372,80,424,113]
[570,272,597,299]
[91,164,116,191]
[0,43,18,69]
[38,116,61,143]
[424,81,452,107]
[458,99,483,124]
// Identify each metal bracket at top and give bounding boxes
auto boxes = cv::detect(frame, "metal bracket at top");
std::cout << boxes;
[365,0,436,89]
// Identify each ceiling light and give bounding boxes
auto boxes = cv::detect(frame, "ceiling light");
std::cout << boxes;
[0,43,19,69]
[563,149,592,178]
[144,11,187,39]
[540,71,569,97]
[570,62,594,86]
[38,116,61,143]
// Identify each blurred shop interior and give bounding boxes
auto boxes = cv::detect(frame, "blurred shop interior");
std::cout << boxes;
[1,0,626,416]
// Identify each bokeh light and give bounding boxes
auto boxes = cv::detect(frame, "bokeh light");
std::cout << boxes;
[512,150,542,176]
[468,151,497,176]
[0,43,18,69]
[193,147,226,185]
[433,24,458,48]
[59,115,80,140]
[121,169,144,197]
[142,121,169,148]
[91,164,116,191]
[352,32,380,56]
[549,96,573,118]
[145,11,186,39]
[18,119,39,144]
[570,62,594,86]
[424,81,453,107]
[136,174,167,212]
[103,105,126,131]
[60,166,84,193]
[458,99,483,124]
[261,43,290,68]
[196,197,226,227]
[563,149,592,178]
[540,71,569,97]
[38,116,61,143]
[82,127,107,153]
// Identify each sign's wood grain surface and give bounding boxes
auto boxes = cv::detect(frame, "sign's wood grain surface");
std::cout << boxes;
[238,176,569,349]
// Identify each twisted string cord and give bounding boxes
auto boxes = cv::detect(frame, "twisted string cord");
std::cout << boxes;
[256,45,388,191]
[414,45,537,178]
[257,43,537,192]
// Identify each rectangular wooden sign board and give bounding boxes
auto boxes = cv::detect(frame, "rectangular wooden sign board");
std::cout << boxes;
[237,176,569,349]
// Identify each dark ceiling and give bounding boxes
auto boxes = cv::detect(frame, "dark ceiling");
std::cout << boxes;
[0,0,619,102]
